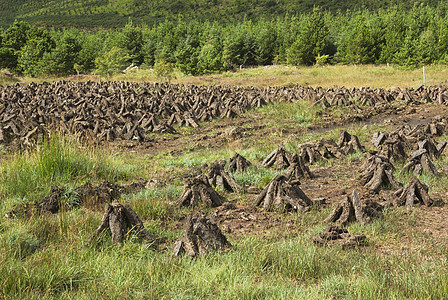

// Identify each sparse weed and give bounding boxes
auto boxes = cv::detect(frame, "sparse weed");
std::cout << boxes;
[253,100,320,126]
[124,185,182,220]
[232,165,277,189]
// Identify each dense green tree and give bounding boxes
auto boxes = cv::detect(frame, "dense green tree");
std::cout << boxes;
[40,30,82,75]
[393,30,420,67]
[119,21,144,65]
[174,20,201,74]
[274,15,301,64]
[0,21,37,71]
[76,33,101,73]
[153,20,177,63]
[196,23,225,73]
[174,35,200,75]
[417,27,437,64]
[2,3,448,77]
[16,29,54,76]
[340,13,378,64]
[435,15,448,63]
[223,21,257,69]
[288,7,330,65]
[254,20,277,65]
[378,8,406,63]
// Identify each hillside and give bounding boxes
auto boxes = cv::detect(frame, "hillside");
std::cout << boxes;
[0,0,442,28]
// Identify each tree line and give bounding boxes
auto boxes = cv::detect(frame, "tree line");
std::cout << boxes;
[1,4,448,77]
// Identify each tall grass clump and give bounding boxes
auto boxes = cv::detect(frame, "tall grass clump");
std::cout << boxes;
[0,135,137,199]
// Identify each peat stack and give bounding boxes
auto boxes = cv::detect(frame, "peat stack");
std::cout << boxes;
[324,190,383,226]
[283,153,313,180]
[227,153,252,173]
[89,200,153,245]
[298,138,345,165]
[317,139,345,159]
[424,119,446,136]
[167,112,200,128]
[373,131,408,162]
[221,102,244,118]
[393,125,425,145]
[380,137,407,163]
[176,176,225,208]
[173,211,231,257]
[424,120,446,136]
[299,142,324,164]
[314,95,331,108]
[414,138,446,158]
[262,144,291,169]
[359,152,402,193]
[153,123,177,134]
[254,175,311,212]
[402,148,438,176]
[372,132,388,147]
[394,176,433,208]
[313,224,366,249]
[337,130,364,154]
[206,160,242,193]
[3,82,448,148]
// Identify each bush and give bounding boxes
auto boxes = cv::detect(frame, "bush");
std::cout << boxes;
[95,46,130,76]
[154,60,175,82]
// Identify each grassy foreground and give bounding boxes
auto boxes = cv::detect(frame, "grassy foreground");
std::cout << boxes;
[1,71,448,299]
[1,131,448,299]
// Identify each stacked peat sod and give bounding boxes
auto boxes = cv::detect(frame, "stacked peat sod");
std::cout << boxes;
[324,190,384,226]
[359,152,403,193]
[2,81,448,148]
[0,81,269,148]
[254,175,312,212]
[89,200,154,245]
[176,175,225,208]
[173,211,232,257]
[313,225,366,249]
[175,153,253,209]
[394,177,433,208]
[298,130,364,165]
[367,120,448,208]
[371,119,447,177]
[173,157,246,256]
[227,153,252,173]
[206,160,242,193]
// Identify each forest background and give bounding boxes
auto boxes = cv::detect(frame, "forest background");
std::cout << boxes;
[1,0,448,77]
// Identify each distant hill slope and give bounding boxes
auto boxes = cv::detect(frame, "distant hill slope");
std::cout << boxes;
[0,0,442,28]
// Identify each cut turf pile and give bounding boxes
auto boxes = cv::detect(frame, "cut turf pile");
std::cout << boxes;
[1,81,448,149]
